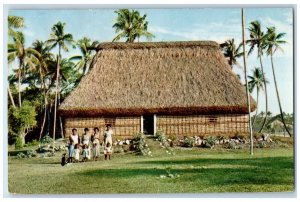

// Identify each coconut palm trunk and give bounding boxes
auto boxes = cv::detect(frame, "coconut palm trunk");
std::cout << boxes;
[17,61,23,107]
[39,79,48,140]
[258,53,268,133]
[8,85,16,108]
[242,8,254,155]
[270,52,292,136]
[251,87,259,128]
[53,49,61,143]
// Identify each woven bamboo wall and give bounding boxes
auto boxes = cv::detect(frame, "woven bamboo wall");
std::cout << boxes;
[156,114,249,138]
[63,117,140,140]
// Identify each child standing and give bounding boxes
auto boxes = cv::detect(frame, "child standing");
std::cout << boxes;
[61,153,67,166]
[104,142,112,160]
[73,144,80,163]
[82,144,90,162]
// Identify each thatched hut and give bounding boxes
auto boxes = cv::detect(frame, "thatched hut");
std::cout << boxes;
[59,41,256,139]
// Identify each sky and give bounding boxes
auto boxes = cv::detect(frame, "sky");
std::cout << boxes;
[9,7,294,115]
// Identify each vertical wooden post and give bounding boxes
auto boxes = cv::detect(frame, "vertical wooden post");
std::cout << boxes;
[153,114,157,135]
[242,8,254,155]
[140,115,144,133]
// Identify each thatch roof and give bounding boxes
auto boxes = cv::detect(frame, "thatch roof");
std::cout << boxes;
[59,41,256,117]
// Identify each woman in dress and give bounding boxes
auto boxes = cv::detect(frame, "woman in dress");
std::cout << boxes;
[82,128,91,159]
[92,127,101,160]
[68,128,79,163]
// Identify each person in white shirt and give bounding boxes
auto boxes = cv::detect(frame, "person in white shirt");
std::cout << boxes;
[68,128,79,163]
[92,127,101,160]
[82,128,91,159]
[104,124,113,147]
[73,144,80,163]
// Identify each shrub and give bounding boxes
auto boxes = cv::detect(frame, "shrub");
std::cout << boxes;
[204,136,217,149]
[133,133,152,156]
[258,141,266,148]
[227,140,237,149]
[183,137,195,148]
[155,132,175,155]
[15,136,23,150]
[25,139,39,147]
[40,135,54,144]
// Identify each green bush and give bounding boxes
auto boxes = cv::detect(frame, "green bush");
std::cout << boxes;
[40,135,54,144]
[15,136,23,150]
[205,136,217,149]
[155,131,175,155]
[25,139,39,147]
[133,133,152,156]
[183,137,195,148]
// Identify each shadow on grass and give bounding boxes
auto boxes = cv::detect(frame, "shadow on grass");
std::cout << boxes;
[76,164,293,187]
[74,156,294,187]
[136,156,294,170]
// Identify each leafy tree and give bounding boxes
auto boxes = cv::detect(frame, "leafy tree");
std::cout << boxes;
[112,9,154,42]
[247,20,269,133]
[9,100,37,147]
[264,27,292,136]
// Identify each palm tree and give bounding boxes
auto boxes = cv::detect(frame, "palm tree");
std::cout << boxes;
[112,9,154,42]
[47,21,74,140]
[248,67,267,128]
[264,27,292,136]
[7,15,25,108]
[220,38,243,69]
[30,40,53,140]
[247,20,269,133]
[8,31,39,107]
[70,37,99,75]
[8,15,24,36]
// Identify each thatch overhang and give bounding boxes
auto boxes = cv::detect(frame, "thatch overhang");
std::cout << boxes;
[59,41,256,117]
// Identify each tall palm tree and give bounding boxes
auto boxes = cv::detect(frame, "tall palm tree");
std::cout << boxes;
[112,9,154,42]
[248,67,267,128]
[47,21,74,140]
[70,37,99,75]
[30,40,53,140]
[264,27,292,136]
[220,38,243,69]
[247,20,269,133]
[7,15,25,108]
[8,31,39,107]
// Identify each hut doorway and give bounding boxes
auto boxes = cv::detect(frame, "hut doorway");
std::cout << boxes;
[143,115,154,135]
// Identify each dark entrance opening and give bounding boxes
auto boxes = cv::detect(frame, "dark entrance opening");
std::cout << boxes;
[143,115,154,135]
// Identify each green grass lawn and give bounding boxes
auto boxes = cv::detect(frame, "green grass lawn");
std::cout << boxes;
[8,145,294,194]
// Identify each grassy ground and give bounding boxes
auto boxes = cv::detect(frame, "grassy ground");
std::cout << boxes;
[8,139,294,194]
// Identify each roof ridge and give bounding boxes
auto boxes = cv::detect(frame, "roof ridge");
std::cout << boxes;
[96,41,220,50]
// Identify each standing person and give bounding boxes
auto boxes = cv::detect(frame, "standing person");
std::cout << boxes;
[68,128,79,163]
[92,127,101,160]
[73,144,80,163]
[104,124,113,147]
[104,142,112,160]
[82,128,91,159]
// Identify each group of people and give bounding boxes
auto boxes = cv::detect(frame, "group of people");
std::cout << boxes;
[61,124,114,166]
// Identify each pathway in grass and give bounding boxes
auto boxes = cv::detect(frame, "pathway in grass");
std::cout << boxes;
[8,146,294,194]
